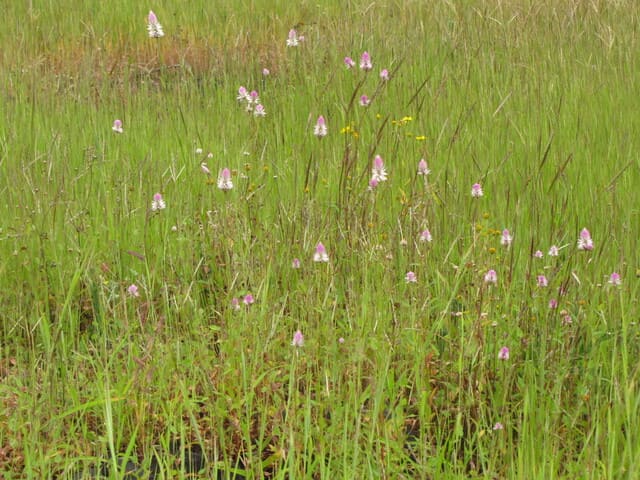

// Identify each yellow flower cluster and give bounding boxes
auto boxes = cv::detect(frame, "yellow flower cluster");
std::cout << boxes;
[390,116,425,141]
[340,124,360,139]
[391,116,414,126]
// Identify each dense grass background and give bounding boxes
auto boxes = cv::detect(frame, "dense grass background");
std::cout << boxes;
[1,1,639,478]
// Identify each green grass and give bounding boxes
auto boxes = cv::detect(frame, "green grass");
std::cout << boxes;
[1,1,640,478]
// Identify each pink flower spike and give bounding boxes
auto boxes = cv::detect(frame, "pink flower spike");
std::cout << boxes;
[253,104,266,117]
[151,192,166,211]
[501,229,513,248]
[314,115,327,138]
[534,250,544,258]
[420,229,432,243]
[368,177,379,191]
[243,294,255,305]
[292,258,301,269]
[548,245,559,256]
[231,297,240,310]
[380,68,389,81]
[217,168,233,190]
[372,155,387,182]
[286,29,300,47]
[484,269,497,284]
[112,119,123,133]
[147,10,164,38]
[493,422,504,431]
[498,346,510,360]
[471,183,483,198]
[313,242,329,263]
[344,56,356,69]
[577,228,594,251]
[608,272,622,286]
[127,284,140,297]
[237,86,250,102]
[359,94,370,107]
[360,51,372,70]
[292,330,304,347]
[262,68,270,76]
[405,271,417,283]
[417,158,430,175]
[549,298,558,309]
[537,275,548,287]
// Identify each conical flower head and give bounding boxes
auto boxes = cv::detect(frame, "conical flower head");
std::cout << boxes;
[217,168,233,190]
[314,115,327,138]
[147,11,164,38]
[360,51,372,70]
[371,155,387,182]
[313,242,329,262]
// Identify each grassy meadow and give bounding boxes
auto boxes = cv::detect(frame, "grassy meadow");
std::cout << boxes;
[1,0,640,478]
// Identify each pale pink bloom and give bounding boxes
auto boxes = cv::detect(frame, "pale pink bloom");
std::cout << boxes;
[127,284,140,297]
[217,168,233,190]
[417,158,430,175]
[405,271,417,283]
[533,250,543,258]
[243,294,255,305]
[314,115,327,138]
[249,90,260,104]
[338,337,345,344]
[471,183,483,197]
[484,269,497,284]
[231,297,240,310]
[112,119,123,133]
[292,330,304,347]
[501,229,513,248]
[313,242,329,262]
[420,229,432,243]
[151,192,166,211]
[253,104,266,117]
[549,298,558,309]
[368,177,379,191]
[292,258,301,269]
[537,275,548,287]
[147,10,164,38]
[380,68,389,81]
[286,29,300,47]
[360,51,372,70]
[608,272,622,286]
[237,86,250,102]
[498,346,510,360]
[577,228,594,251]
[359,95,370,107]
[344,56,356,69]
[371,155,387,182]
[493,422,504,431]
[262,68,270,76]
[200,162,211,175]
[548,245,559,257]
[562,314,572,325]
